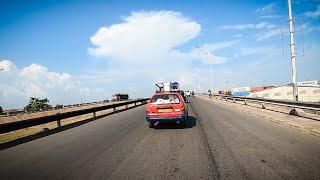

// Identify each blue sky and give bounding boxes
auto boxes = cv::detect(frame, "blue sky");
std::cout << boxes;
[0,0,319,109]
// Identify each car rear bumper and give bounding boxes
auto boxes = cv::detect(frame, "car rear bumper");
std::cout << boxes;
[146,112,188,123]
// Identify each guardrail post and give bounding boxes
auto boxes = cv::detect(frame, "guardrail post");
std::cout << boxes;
[244,100,247,105]
[261,103,266,109]
[57,119,61,127]
[134,102,137,106]
[93,111,96,118]
[113,107,116,112]
[233,98,236,103]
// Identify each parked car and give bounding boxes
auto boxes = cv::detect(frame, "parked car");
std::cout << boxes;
[145,92,188,128]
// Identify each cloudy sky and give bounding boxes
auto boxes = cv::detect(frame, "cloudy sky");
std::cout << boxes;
[0,0,319,109]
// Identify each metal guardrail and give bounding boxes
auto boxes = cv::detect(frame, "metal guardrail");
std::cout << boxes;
[0,98,149,134]
[217,95,320,110]
[209,95,320,119]
[0,100,112,118]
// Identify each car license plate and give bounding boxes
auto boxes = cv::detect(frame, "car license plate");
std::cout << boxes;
[158,109,172,113]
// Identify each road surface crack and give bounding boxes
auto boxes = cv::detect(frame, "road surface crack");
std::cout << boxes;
[189,101,221,180]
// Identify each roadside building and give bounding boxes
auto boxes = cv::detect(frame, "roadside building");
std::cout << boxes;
[248,85,320,102]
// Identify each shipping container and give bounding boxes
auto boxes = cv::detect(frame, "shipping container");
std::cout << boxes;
[232,87,251,92]
[297,80,320,87]
[232,91,251,96]
[262,86,274,90]
[250,87,264,92]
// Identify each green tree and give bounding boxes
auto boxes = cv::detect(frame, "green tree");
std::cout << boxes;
[24,97,53,112]
[55,104,63,109]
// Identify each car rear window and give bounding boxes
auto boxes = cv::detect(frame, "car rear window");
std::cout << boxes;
[150,94,180,104]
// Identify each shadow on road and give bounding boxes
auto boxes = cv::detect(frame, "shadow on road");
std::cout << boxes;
[0,104,145,150]
[155,116,197,129]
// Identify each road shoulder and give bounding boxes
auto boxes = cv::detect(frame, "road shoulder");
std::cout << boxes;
[197,95,320,138]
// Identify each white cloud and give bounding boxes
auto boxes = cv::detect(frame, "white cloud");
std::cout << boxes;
[238,46,280,57]
[258,15,283,19]
[88,10,234,93]
[256,28,282,41]
[200,40,240,51]
[170,40,239,65]
[234,34,243,38]
[304,5,320,18]
[221,22,276,30]
[256,3,278,14]
[89,11,201,61]
[0,60,104,109]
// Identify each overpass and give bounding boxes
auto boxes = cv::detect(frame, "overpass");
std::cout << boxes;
[0,96,320,179]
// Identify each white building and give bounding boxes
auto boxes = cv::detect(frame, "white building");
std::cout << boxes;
[248,85,320,103]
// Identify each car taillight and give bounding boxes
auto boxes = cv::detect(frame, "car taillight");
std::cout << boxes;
[174,105,185,112]
[146,104,156,114]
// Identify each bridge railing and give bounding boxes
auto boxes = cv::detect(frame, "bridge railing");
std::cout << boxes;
[206,94,320,120]
[0,98,149,134]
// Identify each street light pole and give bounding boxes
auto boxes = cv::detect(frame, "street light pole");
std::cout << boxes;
[225,81,229,91]
[195,46,214,93]
[197,65,200,93]
[287,0,298,101]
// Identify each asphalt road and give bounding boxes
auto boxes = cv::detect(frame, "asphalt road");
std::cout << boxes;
[0,97,320,180]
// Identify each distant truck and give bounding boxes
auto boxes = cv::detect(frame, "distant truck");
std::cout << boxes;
[112,93,129,101]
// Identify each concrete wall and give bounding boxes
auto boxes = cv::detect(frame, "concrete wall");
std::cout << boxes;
[248,86,320,103]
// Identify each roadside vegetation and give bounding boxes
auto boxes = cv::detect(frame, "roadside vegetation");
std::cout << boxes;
[24,97,53,112]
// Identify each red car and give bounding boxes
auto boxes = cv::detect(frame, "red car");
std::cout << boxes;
[145,92,188,128]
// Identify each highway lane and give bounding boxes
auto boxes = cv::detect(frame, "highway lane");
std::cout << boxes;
[0,102,213,180]
[0,97,320,179]
[191,97,320,179]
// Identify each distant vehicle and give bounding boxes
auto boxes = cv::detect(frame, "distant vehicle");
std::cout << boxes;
[146,92,188,128]
[185,90,191,96]
[146,82,189,128]
[112,93,129,101]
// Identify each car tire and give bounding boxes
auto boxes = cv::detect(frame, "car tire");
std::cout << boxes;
[183,114,189,128]
[149,122,155,128]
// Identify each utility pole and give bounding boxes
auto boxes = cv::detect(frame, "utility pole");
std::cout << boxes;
[197,64,201,93]
[209,56,214,93]
[288,0,298,101]
[225,81,229,91]
[195,46,214,93]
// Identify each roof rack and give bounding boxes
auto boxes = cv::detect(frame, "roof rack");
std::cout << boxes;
[155,82,179,92]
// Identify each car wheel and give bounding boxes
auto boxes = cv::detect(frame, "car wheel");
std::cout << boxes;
[149,122,155,128]
[184,113,189,128]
